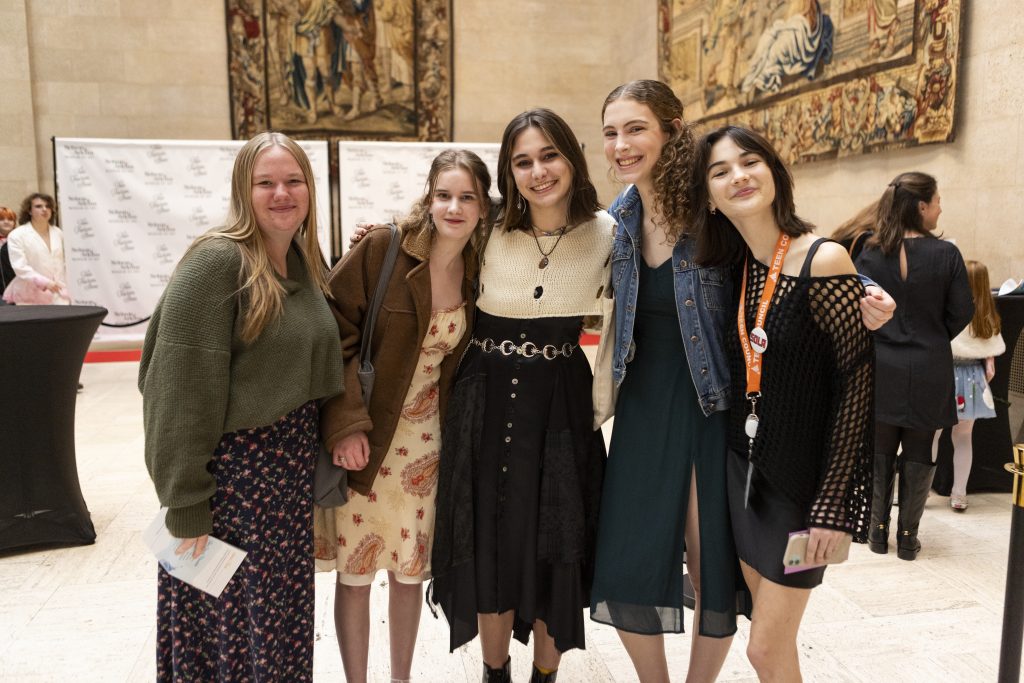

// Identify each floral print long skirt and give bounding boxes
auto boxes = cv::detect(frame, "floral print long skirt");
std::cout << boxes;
[156,401,319,682]
[314,305,465,586]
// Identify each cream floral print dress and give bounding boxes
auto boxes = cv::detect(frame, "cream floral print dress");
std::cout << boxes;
[315,304,466,585]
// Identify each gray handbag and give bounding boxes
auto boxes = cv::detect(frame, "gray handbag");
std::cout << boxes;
[314,224,402,508]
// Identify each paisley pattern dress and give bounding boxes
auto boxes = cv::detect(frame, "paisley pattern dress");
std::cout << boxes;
[315,305,466,585]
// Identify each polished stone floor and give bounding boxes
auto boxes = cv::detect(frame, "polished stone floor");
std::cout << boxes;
[0,362,1016,681]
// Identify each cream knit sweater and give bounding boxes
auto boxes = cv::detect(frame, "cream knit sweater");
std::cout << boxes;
[477,211,615,319]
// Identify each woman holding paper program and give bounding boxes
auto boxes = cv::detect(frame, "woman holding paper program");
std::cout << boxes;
[689,125,874,680]
[139,132,342,681]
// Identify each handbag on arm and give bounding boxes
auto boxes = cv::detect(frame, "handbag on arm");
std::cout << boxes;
[314,224,402,508]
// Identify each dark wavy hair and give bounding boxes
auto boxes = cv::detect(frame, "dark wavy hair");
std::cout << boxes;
[18,192,55,226]
[869,171,938,254]
[496,108,600,232]
[602,80,696,242]
[690,125,814,266]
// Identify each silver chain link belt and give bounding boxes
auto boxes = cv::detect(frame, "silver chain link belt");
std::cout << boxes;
[469,337,577,360]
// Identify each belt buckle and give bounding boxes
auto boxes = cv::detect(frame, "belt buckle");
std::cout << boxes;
[499,340,516,356]
[520,342,538,358]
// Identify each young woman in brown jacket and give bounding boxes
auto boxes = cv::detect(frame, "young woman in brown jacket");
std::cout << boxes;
[313,150,493,683]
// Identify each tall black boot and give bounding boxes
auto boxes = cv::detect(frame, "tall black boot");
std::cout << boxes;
[896,460,936,561]
[530,664,558,683]
[868,453,897,553]
[482,656,511,683]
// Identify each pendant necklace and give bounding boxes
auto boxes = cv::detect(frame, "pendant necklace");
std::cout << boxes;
[531,225,567,269]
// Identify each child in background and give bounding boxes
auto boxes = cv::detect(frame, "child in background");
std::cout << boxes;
[948,260,1005,511]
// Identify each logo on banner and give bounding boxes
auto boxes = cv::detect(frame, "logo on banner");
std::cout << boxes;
[147,221,174,236]
[144,171,173,186]
[112,180,132,201]
[188,157,208,176]
[149,194,170,215]
[104,158,135,173]
[68,195,97,210]
[70,167,93,187]
[185,184,212,199]
[110,259,140,274]
[114,231,135,252]
[108,208,138,224]
[70,247,101,262]
[74,218,95,239]
[190,207,210,229]
[117,282,139,304]
[63,144,95,159]
[147,146,169,164]
[154,244,175,266]
[77,270,99,291]
[150,272,171,288]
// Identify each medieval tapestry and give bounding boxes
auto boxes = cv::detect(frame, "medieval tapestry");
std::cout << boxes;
[226,0,452,141]
[658,0,964,164]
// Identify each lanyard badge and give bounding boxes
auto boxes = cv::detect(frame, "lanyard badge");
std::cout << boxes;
[737,232,790,506]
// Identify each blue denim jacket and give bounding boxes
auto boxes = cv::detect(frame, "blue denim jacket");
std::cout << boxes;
[609,185,732,416]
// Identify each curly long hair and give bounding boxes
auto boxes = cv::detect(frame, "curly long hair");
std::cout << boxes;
[496,108,600,232]
[399,148,493,262]
[18,192,55,226]
[186,132,331,344]
[602,80,696,242]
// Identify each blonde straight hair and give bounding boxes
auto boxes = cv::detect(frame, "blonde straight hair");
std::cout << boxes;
[188,132,331,343]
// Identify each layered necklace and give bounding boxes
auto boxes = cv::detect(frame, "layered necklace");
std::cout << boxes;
[531,224,568,269]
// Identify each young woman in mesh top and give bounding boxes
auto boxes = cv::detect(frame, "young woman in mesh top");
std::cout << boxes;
[690,126,874,681]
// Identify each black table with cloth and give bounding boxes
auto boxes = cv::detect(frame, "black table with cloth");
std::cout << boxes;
[0,304,106,551]
[934,295,1024,494]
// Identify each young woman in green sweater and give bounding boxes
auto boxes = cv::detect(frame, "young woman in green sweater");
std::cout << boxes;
[140,132,343,681]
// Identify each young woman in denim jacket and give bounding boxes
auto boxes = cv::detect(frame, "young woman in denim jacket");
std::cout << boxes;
[589,80,894,683]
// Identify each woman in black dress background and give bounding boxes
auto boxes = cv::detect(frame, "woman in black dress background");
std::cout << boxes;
[856,171,974,561]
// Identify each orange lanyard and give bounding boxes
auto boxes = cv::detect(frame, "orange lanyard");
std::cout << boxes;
[737,232,790,400]
[738,232,790,507]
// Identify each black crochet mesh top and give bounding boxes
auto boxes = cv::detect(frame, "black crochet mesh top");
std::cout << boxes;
[726,255,875,542]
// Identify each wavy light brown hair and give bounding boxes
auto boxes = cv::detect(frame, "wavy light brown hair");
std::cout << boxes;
[399,148,493,261]
[966,259,1001,339]
[832,200,880,243]
[187,132,331,344]
[603,80,696,241]
[18,192,55,225]
[496,108,600,232]
[869,171,938,255]
[690,125,814,266]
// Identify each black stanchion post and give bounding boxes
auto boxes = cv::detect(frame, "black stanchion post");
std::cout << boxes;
[999,443,1024,683]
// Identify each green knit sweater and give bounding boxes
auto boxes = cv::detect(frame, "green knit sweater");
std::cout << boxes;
[139,237,344,537]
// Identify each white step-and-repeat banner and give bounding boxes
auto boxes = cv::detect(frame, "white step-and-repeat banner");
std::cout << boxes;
[54,138,330,343]
[53,138,501,344]
[337,141,500,252]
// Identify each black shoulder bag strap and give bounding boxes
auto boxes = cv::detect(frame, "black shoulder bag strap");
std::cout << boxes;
[357,223,401,402]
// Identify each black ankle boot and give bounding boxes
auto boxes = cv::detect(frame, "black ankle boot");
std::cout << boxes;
[530,665,558,683]
[896,460,936,561]
[482,656,511,683]
[868,453,896,554]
